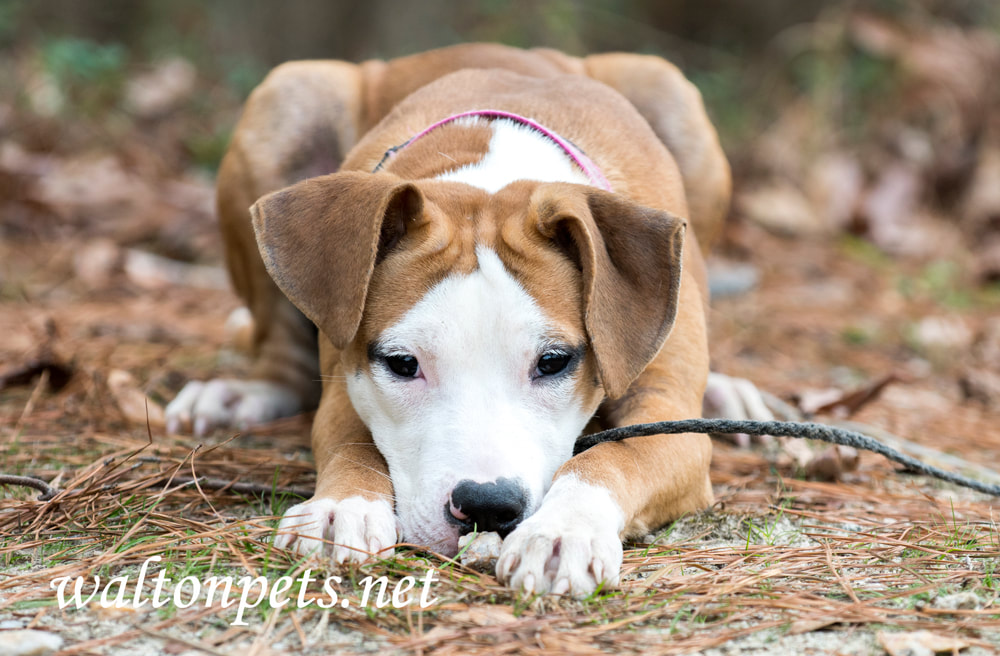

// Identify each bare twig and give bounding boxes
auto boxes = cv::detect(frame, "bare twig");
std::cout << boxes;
[0,474,60,500]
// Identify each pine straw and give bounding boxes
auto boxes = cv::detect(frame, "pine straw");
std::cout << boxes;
[2,425,998,655]
[1,232,999,653]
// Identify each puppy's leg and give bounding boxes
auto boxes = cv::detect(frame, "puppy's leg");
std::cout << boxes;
[274,356,396,563]
[167,61,364,435]
[582,53,731,252]
[169,62,399,560]
[498,273,713,596]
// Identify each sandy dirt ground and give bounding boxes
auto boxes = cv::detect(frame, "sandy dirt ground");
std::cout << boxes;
[2,208,998,654]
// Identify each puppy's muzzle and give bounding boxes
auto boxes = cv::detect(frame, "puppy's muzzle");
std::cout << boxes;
[445,478,528,537]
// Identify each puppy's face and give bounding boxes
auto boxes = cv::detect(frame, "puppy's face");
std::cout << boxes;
[347,238,602,554]
[333,181,605,553]
[251,173,686,556]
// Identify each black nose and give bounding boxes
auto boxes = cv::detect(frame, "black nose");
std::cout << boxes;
[445,478,528,537]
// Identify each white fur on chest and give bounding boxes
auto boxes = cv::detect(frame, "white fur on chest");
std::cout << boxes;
[435,118,591,192]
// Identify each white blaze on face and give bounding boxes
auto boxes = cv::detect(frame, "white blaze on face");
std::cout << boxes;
[346,247,593,554]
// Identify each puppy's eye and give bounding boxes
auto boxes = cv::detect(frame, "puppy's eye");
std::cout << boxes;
[536,351,572,377]
[384,354,419,378]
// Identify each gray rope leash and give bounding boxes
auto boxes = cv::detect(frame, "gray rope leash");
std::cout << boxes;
[575,418,1000,497]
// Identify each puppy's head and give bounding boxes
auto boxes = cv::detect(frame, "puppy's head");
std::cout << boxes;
[251,172,686,553]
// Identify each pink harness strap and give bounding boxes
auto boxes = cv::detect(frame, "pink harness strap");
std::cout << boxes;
[373,109,612,192]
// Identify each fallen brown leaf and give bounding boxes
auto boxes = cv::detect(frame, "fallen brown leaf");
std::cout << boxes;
[959,145,1000,237]
[877,629,969,656]
[788,617,840,635]
[125,57,197,119]
[861,164,922,255]
[804,445,859,481]
[806,151,864,231]
[0,355,73,392]
[959,368,1000,408]
[778,439,859,482]
[812,373,901,417]
[449,605,517,626]
[974,237,1000,283]
[737,184,826,237]
[123,249,228,290]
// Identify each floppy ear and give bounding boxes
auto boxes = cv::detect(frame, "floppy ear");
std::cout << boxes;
[534,184,687,399]
[250,171,423,348]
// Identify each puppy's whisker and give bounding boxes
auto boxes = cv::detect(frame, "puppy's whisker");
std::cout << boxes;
[356,488,397,501]
[324,454,394,483]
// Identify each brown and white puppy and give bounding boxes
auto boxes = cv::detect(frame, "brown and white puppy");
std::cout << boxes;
[166,44,740,595]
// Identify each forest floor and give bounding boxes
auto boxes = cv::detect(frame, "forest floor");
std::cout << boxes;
[3,13,1000,650]
[1,208,998,655]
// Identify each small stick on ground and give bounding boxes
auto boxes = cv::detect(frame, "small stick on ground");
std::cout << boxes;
[0,474,60,500]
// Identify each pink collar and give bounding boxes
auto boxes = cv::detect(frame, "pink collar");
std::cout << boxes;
[373,109,612,191]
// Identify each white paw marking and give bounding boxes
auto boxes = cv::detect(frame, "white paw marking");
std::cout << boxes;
[496,476,623,597]
[165,378,301,435]
[274,496,397,564]
[703,372,775,447]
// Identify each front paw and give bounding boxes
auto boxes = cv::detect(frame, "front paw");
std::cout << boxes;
[165,378,301,435]
[274,496,397,564]
[496,478,623,596]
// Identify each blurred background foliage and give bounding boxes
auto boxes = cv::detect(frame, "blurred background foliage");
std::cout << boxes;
[2,0,1000,282]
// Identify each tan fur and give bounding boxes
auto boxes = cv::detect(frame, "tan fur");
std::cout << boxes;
[218,44,730,551]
